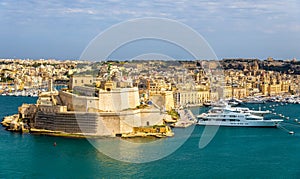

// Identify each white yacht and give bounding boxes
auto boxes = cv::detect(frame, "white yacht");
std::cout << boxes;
[219,106,271,116]
[227,98,242,107]
[244,97,265,104]
[197,106,282,127]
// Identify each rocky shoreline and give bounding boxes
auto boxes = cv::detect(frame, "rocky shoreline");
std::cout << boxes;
[1,114,30,133]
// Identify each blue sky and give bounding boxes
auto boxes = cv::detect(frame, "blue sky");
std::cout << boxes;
[0,0,299,60]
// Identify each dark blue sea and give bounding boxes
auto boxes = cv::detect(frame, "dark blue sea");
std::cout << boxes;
[1,96,300,178]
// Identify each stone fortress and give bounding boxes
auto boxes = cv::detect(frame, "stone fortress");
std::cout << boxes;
[15,64,173,137]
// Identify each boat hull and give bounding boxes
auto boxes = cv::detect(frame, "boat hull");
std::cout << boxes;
[244,101,265,104]
[197,120,281,127]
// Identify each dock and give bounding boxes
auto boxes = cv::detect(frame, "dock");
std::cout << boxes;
[171,109,196,128]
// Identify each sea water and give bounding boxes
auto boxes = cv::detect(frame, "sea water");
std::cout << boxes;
[1,96,300,178]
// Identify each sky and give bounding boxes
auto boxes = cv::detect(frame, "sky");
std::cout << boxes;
[0,0,299,60]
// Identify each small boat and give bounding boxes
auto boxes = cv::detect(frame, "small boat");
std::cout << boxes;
[163,115,177,123]
[203,101,212,107]
[227,98,241,107]
[245,97,265,104]
[228,101,239,107]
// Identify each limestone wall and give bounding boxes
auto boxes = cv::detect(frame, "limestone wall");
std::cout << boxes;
[39,105,67,113]
[98,87,139,112]
[34,108,165,136]
[119,110,142,133]
[69,75,95,90]
[97,114,121,136]
[34,112,98,134]
[61,87,140,112]
[140,109,165,126]
[59,91,99,112]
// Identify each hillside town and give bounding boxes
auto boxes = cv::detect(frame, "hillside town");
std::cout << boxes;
[0,57,299,105]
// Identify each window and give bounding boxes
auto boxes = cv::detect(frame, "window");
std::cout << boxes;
[247,118,258,120]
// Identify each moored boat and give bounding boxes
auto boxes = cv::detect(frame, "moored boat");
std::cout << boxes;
[197,106,282,127]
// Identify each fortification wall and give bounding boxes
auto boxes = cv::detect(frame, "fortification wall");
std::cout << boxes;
[59,91,99,112]
[33,108,165,136]
[34,112,98,134]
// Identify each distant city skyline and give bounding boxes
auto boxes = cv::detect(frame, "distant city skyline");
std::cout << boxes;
[0,0,299,60]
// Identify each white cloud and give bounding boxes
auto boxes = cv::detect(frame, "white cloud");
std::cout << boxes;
[63,8,97,15]
[1,0,299,34]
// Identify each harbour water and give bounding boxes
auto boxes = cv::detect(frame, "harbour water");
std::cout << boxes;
[1,96,300,178]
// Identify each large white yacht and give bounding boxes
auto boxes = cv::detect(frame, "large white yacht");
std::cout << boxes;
[213,106,271,116]
[197,106,282,127]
